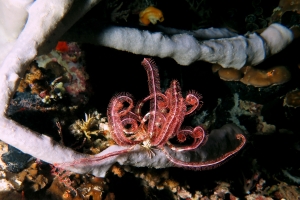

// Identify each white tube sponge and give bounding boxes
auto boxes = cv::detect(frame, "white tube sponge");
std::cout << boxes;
[156,25,239,40]
[94,26,261,69]
[198,34,265,68]
[260,23,294,56]
[0,0,33,66]
[0,0,32,42]
[84,23,292,69]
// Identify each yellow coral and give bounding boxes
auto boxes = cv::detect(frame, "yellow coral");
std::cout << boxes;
[17,62,45,93]
[139,6,164,26]
[111,165,125,177]
[74,113,100,140]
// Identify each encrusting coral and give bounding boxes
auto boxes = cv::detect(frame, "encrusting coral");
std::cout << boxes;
[16,41,90,105]
[17,61,47,94]
[35,42,90,101]
[7,161,48,192]
[48,168,108,199]
[283,89,300,108]
[270,0,300,25]
[215,65,243,81]
[213,64,291,87]
[240,65,291,87]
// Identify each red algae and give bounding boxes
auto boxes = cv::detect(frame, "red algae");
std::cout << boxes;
[55,41,69,53]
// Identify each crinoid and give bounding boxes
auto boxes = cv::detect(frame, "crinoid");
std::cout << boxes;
[55,58,246,171]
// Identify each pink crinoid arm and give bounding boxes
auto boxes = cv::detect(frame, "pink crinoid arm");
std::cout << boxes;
[54,124,246,174]
[162,124,247,170]
[140,58,164,138]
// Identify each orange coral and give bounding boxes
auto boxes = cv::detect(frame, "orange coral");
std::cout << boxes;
[111,164,125,177]
[213,64,291,87]
[139,6,164,26]
[240,65,291,87]
[17,62,47,93]
[48,172,107,200]
[218,67,243,81]
[212,64,243,81]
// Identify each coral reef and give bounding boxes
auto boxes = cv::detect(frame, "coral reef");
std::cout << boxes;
[34,42,90,104]
[0,2,295,177]
[0,0,300,199]
[9,41,92,144]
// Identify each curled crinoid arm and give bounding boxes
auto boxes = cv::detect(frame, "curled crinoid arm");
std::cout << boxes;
[162,133,246,170]
[167,126,206,152]
[121,112,140,135]
[134,92,168,119]
[107,93,139,146]
[54,147,133,169]
[185,90,203,115]
[134,92,169,141]
[108,93,135,117]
